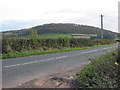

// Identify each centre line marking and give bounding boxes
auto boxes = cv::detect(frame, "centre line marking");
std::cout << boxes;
[81,50,98,54]
[21,61,38,65]
[56,55,68,59]
[5,64,21,68]
[4,55,68,68]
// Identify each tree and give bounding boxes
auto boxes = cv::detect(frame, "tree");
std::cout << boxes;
[30,29,38,49]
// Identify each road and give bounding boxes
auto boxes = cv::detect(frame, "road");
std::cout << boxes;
[2,44,117,88]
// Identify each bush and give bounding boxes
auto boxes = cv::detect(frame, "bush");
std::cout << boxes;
[76,49,119,88]
[2,38,116,54]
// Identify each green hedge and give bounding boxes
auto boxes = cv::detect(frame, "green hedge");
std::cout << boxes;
[2,38,115,54]
[76,49,119,88]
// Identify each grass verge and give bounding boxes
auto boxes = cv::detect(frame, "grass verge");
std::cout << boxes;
[76,49,119,88]
[1,43,116,59]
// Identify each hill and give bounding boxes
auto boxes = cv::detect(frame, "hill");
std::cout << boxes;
[2,23,118,37]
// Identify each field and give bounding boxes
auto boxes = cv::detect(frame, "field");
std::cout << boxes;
[19,33,72,39]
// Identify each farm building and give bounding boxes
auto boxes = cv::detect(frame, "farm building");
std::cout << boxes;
[71,34,97,39]
[90,34,115,39]
[71,34,116,39]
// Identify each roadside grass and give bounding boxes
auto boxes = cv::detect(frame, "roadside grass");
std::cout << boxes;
[76,49,119,88]
[1,43,116,59]
[19,33,72,39]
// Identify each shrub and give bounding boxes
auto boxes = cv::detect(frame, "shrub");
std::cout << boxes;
[2,38,116,54]
[76,49,119,88]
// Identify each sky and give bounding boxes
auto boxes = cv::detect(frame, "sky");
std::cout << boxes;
[0,0,119,32]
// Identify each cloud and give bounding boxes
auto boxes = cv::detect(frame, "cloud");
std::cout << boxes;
[0,12,118,33]
[0,0,119,32]
[0,20,42,31]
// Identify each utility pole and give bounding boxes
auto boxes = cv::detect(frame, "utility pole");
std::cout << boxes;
[101,15,103,39]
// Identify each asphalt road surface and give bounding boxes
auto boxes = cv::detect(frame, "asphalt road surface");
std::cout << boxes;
[2,44,117,88]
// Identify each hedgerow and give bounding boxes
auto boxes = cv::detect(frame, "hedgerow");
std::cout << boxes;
[2,38,115,54]
[76,49,119,88]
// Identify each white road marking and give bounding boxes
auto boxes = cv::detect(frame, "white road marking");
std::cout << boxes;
[38,58,55,62]
[103,47,110,50]
[81,50,98,54]
[5,64,21,68]
[4,55,68,68]
[21,61,38,65]
[80,46,116,54]
[56,55,68,59]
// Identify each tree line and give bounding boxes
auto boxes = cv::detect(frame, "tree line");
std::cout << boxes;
[2,23,118,37]
[2,29,116,54]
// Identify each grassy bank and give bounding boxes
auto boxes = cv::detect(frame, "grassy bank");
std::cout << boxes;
[1,43,116,59]
[76,49,119,88]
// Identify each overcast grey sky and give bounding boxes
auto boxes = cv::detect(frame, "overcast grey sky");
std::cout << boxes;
[0,0,119,32]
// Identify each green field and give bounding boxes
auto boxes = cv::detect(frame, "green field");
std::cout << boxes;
[20,33,72,39]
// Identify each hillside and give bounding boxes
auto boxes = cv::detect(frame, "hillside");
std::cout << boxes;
[2,23,118,37]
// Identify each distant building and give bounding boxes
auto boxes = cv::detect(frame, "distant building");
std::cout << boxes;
[90,34,115,39]
[71,34,97,39]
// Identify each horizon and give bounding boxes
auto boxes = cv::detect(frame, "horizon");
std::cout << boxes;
[0,23,118,33]
[0,0,119,33]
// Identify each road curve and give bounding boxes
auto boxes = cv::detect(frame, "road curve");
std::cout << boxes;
[2,44,117,88]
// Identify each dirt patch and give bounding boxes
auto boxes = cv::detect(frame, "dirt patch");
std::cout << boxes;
[17,76,75,88]
[17,61,90,88]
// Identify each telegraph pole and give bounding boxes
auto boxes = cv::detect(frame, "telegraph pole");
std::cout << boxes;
[101,15,103,39]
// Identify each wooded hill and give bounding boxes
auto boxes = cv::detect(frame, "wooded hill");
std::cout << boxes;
[2,23,118,37]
